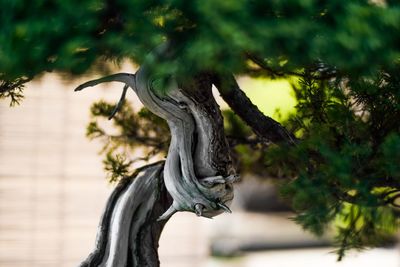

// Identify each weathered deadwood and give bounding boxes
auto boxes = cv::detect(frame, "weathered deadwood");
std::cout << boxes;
[79,162,171,267]
[76,44,239,266]
[76,45,237,220]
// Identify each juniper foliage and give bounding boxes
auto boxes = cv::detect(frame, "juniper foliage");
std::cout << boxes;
[1,0,400,259]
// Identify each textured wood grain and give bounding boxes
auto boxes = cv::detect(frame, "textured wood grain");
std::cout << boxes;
[76,44,238,266]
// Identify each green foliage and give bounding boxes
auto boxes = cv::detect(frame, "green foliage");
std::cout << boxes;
[103,152,131,183]
[2,0,400,81]
[86,100,169,182]
[265,67,400,259]
[1,0,400,259]
[334,204,397,260]
[219,66,400,259]
[0,77,29,106]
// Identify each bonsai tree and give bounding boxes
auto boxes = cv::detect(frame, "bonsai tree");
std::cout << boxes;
[1,0,399,265]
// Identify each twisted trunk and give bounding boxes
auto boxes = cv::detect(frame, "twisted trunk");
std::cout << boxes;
[76,45,238,266]
[79,162,172,267]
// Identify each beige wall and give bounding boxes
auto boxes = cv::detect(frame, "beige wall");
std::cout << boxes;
[0,74,209,267]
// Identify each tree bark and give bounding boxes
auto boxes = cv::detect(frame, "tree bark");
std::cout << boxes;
[76,44,239,266]
[79,162,172,267]
[212,73,297,145]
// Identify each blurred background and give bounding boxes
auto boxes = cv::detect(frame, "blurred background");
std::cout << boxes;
[0,69,398,267]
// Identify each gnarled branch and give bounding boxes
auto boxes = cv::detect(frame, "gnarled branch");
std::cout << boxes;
[212,73,297,145]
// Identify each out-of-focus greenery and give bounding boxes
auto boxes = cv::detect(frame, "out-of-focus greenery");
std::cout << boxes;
[265,68,400,259]
[1,0,400,259]
[239,77,296,120]
[86,100,169,181]
[1,0,400,81]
